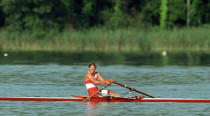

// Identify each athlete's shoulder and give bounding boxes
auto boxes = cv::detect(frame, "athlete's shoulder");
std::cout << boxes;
[85,72,91,76]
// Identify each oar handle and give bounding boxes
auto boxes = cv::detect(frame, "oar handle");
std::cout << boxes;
[82,83,111,102]
[113,81,155,98]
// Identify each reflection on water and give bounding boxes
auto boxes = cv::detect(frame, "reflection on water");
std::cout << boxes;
[86,102,109,110]
[0,51,210,66]
[86,102,100,110]
[85,102,119,116]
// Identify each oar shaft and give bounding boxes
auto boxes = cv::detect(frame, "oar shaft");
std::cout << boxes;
[113,81,155,98]
[82,84,110,102]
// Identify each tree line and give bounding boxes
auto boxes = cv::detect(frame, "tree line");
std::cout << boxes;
[0,0,210,31]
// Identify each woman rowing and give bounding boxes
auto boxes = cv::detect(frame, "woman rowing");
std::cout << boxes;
[84,63,121,97]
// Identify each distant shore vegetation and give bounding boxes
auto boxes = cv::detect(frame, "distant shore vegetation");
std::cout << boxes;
[0,0,210,53]
[0,27,210,53]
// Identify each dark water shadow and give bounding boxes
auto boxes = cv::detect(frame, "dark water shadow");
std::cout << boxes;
[0,51,210,66]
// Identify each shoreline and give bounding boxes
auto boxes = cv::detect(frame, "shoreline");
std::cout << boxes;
[0,27,210,53]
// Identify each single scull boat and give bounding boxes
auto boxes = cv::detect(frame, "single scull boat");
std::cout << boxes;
[1,81,208,103]
[0,96,210,103]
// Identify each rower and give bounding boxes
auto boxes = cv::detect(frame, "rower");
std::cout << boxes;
[84,63,121,97]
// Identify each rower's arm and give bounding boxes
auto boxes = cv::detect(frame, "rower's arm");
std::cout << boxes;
[97,73,112,84]
[86,74,105,85]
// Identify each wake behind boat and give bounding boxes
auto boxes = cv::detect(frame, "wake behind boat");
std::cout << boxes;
[0,96,210,103]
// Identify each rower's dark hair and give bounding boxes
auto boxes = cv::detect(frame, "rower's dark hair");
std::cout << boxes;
[89,63,96,69]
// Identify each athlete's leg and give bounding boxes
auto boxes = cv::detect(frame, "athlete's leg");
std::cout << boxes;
[108,90,121,97]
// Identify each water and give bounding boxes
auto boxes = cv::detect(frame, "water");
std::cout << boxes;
[0,64,210,116]
[1,51,210,66]
[0,51,210,115]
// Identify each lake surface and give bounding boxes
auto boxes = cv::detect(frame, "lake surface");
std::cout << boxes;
[0,52,210,116]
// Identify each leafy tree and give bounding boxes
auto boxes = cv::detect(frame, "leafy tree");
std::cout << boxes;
[0,2,5,27]
[191,0,210,26]
[60,0,82,28]
[141,0,160,26]
[81,0,99,27]
[109,0,124,27]
[160,0,168,28]
[167,0,186,27]
[0,0,210,31]
[1,0,72,31]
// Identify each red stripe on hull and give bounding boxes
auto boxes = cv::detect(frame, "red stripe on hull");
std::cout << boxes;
[0,97,83,102]
[0,97,210,103]
[88,97,210,103]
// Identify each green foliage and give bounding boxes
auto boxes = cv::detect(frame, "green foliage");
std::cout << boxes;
[1,27,210,52]
[81,0,96,27]
[141,0,160,25]
[160,0,168,28]
[0,0,210,32]
[0,2,5,27]
[167,0,186,27]
[190,0,210,26]
[108,0,125,28]
[0,0,71,31]
[190,0,202,26]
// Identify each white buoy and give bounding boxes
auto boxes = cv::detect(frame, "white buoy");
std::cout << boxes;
[4,53,8,57]
[162,51,167,56]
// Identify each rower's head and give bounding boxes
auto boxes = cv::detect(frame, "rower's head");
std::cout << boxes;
[89,63,96,73]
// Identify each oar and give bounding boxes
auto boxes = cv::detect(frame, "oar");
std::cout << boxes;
[82,83,111,102]
[113,81,155,98]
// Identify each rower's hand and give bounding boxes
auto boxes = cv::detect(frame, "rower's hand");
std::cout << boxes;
[105,80,112,85]
[110,80,115,83]
[107,80,115,85]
